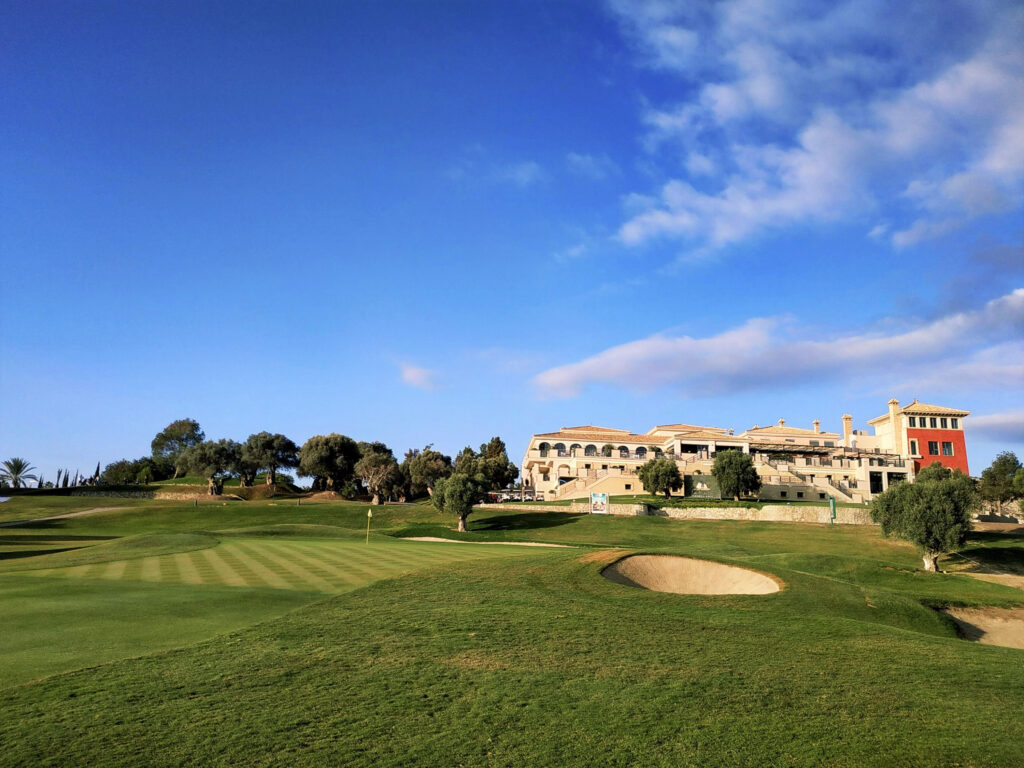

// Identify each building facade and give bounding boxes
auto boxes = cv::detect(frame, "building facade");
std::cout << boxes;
[520,399,970,504]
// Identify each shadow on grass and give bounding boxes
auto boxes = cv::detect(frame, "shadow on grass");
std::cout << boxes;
[957,546,1024,574]
[470,512,581,532]
[0,547,84,561]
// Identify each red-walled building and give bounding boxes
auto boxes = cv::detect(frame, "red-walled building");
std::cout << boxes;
[866,399,970,475]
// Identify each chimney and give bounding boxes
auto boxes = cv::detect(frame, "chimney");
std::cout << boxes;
[813,419,820,434]
[778,418,786,427]
[888,398,899,423]
[842,414,853,447]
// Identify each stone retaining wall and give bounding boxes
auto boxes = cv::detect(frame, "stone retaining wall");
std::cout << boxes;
[648,504,874,526]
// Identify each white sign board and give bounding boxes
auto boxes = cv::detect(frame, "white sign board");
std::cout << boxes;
[590,492,608,514]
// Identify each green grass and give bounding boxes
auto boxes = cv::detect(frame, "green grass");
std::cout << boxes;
[0,497,1021,766]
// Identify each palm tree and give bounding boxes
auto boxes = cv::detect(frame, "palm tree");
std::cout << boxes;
[0,458,38,488]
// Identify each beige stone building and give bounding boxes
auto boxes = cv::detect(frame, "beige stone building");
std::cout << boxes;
[520,399,969,504]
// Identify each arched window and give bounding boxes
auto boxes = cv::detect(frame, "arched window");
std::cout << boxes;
[585,444,597,457]
[636,447,647,459]
[618,445,629,458]
[569,443,582,456]
[538,442,550,457]
[554,443,566,456]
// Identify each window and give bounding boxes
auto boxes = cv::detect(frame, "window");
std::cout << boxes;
[819,493,826,500]
[825,440,834,447]
[908,416,916,427]
[940,418,948,429]
[929,417,937,428]
[780,491,788,498]
[909,439,919,456]
[797,491,804,499]
[928,441,939,456]
[810,440,819,446]
[625,484,632,490]
[942,442,954,456]
[951,418,959,429]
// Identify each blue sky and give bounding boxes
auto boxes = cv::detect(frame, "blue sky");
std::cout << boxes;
[2,0,1022,481]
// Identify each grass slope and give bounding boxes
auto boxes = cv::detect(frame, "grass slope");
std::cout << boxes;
[0,498,1021,766]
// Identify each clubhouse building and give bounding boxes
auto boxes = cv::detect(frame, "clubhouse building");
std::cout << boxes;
[521,399,970,504]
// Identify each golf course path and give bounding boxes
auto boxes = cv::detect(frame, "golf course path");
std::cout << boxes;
[0,507,123,528]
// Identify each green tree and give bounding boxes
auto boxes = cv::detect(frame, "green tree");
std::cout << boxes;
[0,458,38,489]
[454,438,518,491]
[100,460,136,485]
[637,457,683,498]
[432,473,485,532]
[1014,468,1024,497]
[871,465,977,571]
[979,451,1022,514]
[243,432,299,486]
[404,446,453,498]
[177,439,237,495]
[355,452,401,505]
[152,419,205,476]
[712,451,761,501]
[297,434,361,492]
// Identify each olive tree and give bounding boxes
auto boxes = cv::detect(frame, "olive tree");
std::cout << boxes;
[243,432,299,486]
[355,452,401,505]
[177,439,238,495]
[297,434,361,492]
[432,473,485,532]
[712,450,761,501]
[871,463,978,571]
[637,457,682,498]
[979,451,1022,515]
[152,419,205,476]
[403,446,453,498]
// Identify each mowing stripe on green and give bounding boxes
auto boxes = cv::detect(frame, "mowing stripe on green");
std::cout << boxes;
[231,541,336,593]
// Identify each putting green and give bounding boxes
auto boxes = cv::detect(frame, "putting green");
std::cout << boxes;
[24,537,548,593]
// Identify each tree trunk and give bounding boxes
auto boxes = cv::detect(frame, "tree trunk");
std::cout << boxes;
[427,486,434,497]
[372,493,382,505]
[267,468,276,486]
[922,552,939,571]
[457,514,468,532]
[734,495,740,501]
[208,478,218,496]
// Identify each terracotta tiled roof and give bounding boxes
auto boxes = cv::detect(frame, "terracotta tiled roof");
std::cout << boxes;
[741,425,841,438]
[649,423,731,433]
[676,430,746,441]
[899,401,970,416]
[533,431,655,443]
[868,400,970,423]
[559,425,632,433]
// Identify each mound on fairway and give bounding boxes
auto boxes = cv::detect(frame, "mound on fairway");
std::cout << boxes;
[602,554,781,595]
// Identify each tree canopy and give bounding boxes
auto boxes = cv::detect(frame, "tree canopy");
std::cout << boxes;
[0,458,38,489]
[453,437,518,491]
[979,451,1022,514]
[151,419,205,474]
[712,451,761,500]
[177,439,239,495]
[355,452,401,505]
[432,473,485,532]
[637,457,682,498]
[403,446,453,498]
[297,434,361,492]
[243,432,299,486]
[870,462,977,571]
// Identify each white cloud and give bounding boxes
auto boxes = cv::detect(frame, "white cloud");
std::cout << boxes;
[968,411,1024,444]
[610,0,1024,252]
[533,288,1024,398]
[399,363,438,391]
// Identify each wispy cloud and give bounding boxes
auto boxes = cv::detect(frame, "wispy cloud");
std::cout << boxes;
[567,152,620,180]
[496,161,545,187]
[969,411,1024,444]
[533,288,1024,398]
[609,0,1024,254]
[446,147,545,188]
[399,363,438,391]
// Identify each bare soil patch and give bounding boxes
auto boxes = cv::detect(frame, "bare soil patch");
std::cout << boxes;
[942,606,1024,650]
[602,554,782,595]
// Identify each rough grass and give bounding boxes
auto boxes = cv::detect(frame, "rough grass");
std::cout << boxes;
[0,498,1021,766]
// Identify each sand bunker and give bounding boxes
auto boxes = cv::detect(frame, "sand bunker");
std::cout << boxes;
[942,607,1024,650]
[602,554,782,595]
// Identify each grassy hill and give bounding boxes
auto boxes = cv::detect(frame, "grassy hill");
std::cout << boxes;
[0,495,1021,766]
